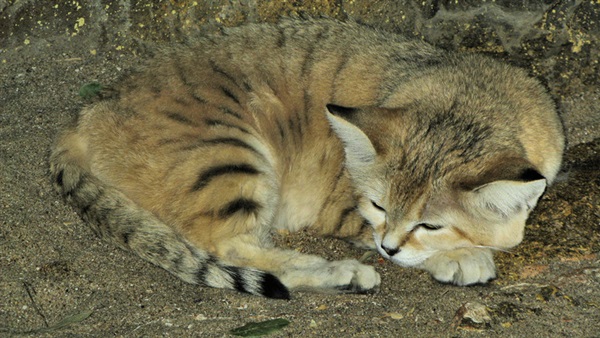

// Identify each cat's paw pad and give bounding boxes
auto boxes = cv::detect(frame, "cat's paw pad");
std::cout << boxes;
[420,248,496,285]
[329,259,381,293]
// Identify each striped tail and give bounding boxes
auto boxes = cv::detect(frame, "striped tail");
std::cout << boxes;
[49,130,289,299]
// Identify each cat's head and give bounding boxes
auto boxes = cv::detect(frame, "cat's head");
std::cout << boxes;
[325,103,548,267]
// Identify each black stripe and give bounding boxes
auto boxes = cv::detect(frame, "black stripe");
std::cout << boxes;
[173,97,190,106]
[220,86,241,105]
[303,89,312,126]
[204,118,250,134]
[64,171,87,197]
[191,92,208,104]
[260,273,290,299]
[288,116,301,135]
[334,205,358,233]
[276,27,286,48]
[223,266,246,292]
[300,27,328,77]
[196,255,219,284]
[93,196,112,230]
[170,250,185,273]
[300,39,319,77]
[163,111,197,126]
[157,138,181,146]
[79,188,105,222]
[276,119,286,141]
[182,138,260,156]
[80,202,92,218]
[218,198,261,218]
[331,52,351,101]
[55,169,64,187]
[204,138,256,151]
[175,61,196,89]
[294,107,304,136]
[121,227,135,245]
[147,240,170,260]
[242,80,253,92]
[288,117,299,134]
[216,137,261,156]
[191,164,259,191]
[360,218,371,231]
[220,107,243,119]
[286,118,299,147]
[209,59,238,84]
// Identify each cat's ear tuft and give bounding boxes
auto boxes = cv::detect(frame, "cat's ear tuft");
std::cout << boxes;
[325,105,376,173]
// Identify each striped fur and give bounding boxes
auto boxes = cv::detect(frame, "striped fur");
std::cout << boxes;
[50,138,289,299]
[50,18,564,297]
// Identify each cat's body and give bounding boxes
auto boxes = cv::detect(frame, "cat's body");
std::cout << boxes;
[50,19,564,299]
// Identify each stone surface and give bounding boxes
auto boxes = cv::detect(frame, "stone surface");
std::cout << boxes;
[1,1,598,337]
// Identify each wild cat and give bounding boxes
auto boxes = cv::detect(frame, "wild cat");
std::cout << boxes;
[50,18,564,299]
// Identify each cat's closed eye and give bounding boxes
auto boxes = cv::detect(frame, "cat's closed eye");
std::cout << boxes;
[371,200,386,212]
[417,223,443,231]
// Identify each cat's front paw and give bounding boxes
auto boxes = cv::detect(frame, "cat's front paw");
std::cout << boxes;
[420,248,496,285]
[329,259,381,293]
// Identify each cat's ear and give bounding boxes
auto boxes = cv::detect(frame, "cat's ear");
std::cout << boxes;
[325,104,377,173]
[466,167,547,219]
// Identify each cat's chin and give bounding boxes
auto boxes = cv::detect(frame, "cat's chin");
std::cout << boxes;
[374,241,433,267]
[373,234,428,266]
[386,255,429,267]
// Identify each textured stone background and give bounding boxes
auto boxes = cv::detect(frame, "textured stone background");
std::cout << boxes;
[1,1,598,337]
[2,0,598,144]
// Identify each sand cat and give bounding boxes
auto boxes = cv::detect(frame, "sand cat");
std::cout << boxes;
[50,18,564,299]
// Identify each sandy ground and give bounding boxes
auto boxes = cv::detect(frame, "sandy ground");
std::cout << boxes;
[1,1,599,337]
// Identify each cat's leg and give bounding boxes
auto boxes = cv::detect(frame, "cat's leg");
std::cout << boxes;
[215,234,380,293]
[419,247,496,285]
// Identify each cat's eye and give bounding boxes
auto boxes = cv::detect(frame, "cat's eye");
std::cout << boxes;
[371,200,386,212]
[417,223,443,231]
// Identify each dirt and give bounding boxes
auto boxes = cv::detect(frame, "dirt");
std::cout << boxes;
[1,1,599,337]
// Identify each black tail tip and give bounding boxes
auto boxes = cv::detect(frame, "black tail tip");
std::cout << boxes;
[261,273,290,300]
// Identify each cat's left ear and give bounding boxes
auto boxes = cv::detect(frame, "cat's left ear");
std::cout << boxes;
[468,170,547,219]
[325,104,377,172]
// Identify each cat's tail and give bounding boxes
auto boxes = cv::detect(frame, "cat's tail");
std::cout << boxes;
[49,128,290,299]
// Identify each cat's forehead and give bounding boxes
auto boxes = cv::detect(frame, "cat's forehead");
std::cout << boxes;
[384,183,431,221]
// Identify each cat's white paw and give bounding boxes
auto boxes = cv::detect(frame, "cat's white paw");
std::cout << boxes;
[327,259,381,293]
[420,248,496,285]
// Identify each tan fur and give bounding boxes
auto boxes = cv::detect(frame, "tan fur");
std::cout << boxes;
[50,18,564,297]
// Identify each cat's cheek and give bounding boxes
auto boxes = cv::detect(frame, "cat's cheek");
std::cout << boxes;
[415,228,470,252]
[487,216,527,249]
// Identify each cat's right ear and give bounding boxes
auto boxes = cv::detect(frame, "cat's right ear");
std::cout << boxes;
[460,160,548,220]
[325,105,377,171]
[469,178,547,219]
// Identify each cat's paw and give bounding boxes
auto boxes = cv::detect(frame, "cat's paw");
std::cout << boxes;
[420,248,496,285]
[328,259,381,293]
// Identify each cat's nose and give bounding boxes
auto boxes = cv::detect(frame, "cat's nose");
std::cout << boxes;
[381,245,399,256]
